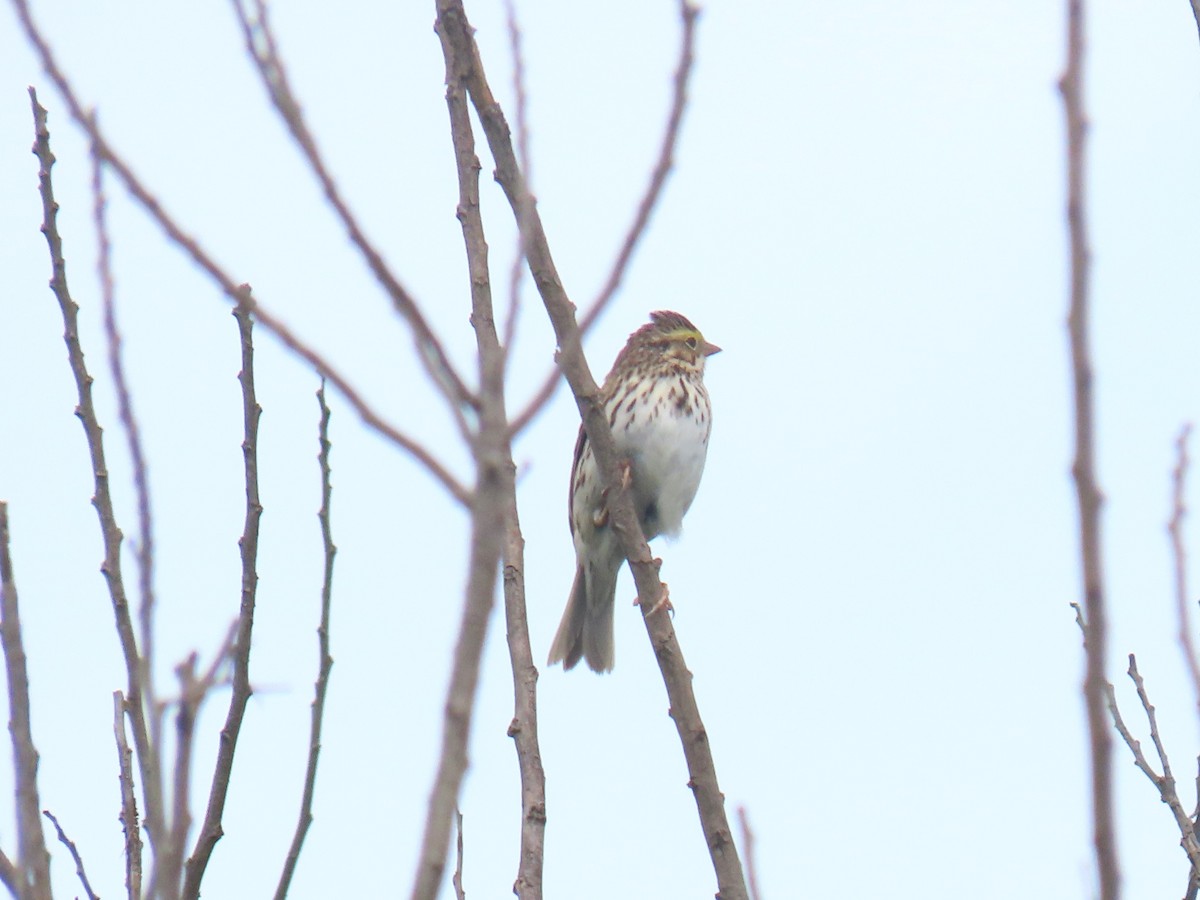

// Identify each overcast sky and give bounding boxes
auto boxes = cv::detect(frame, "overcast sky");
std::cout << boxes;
[3,2,1200,898]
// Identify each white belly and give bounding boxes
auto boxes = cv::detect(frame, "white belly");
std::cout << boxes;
[613,385,712,539]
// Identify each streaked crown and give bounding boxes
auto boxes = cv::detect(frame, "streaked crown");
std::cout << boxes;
[608,310,721,382]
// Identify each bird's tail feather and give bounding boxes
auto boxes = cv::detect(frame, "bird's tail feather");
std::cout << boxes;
[548,563,617,673]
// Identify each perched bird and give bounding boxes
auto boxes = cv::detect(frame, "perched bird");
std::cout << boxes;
[548,310,720,673]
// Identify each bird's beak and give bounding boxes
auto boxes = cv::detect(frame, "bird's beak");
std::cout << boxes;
[703,341,722,357]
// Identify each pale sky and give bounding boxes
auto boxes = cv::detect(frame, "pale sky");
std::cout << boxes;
[3,2,1200,898]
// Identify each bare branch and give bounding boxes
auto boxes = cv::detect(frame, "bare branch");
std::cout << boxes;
[0,504,52,900]
[737,807,762,900]
[1059,1,1117,895]
[408,19,515,899]
[43,809,100,900]
[12,7,472,505]
[452,810,466,900]
[275,382,338,900]
[1105,657,1200,876]
[0,850,18,899]
[508,0,700,435]
[229,0,477,428]
[181,299,263,898]
[501,0,532,359]
[158,654,198,900]
[1168,425,1200,711]
[435,3,747,897]
[439,19,546,898]
[90,113,165,807]
[114,691,143,900]
[502,488,545,900]
[28,86,168,861]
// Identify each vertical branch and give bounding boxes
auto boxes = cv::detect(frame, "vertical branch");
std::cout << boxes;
[0,504,53,900]
[1168,425,1200,709]
[406,15,518,900]
[182,295,263,899]
[443,19,547,892]
[501,484,545,900]
[737,807,762,900]
[114,691,143,900]
[407,398,505,900]
[451,811,466,900]
[275,383,338,900]
[1059,2,1118,898]
[90,112,162,772]
[29,86,167,859]
[159,655,198,900]
[500,0,532,357]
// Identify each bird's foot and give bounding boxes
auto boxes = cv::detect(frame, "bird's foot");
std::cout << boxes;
[634,583,673,617]
[618,458,634,491]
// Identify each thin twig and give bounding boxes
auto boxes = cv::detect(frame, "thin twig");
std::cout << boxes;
[1168,425,1200,711]
[28,86,167,863]
[0,504,53,900]
[1059,1,1117,896]
[158,625,238,899]
[159,653,199,900]
[508,0,700,435]
[452,810,466,900]
[1077,605,1200,889]
[409,19,514,899]
[182,300,263,899]
[501,0,532,359]
[12,8,472,505]
[114,691,143,900]
[43,809,100,900]
[275,382,338,900]
[90,114,164,817]
[435,4,747,898]
[737,807,762,900]
[1104,657,1200,875]
[229,0,477,432]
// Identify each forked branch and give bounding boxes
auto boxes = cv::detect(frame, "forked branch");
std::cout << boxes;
[1103,656,1200,882]
[435,2,747,897]
[508,0,700,434]
[13,2,471,505]
[228,0,477,427]
[438,17,545,897]
[408,15,517,898]
[29,87,168,865]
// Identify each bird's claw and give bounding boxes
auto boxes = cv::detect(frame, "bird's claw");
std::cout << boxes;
[618,459,634,491]
[634,582,673,617]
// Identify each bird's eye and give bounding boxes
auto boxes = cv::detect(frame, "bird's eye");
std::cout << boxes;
[685,336,698,350]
